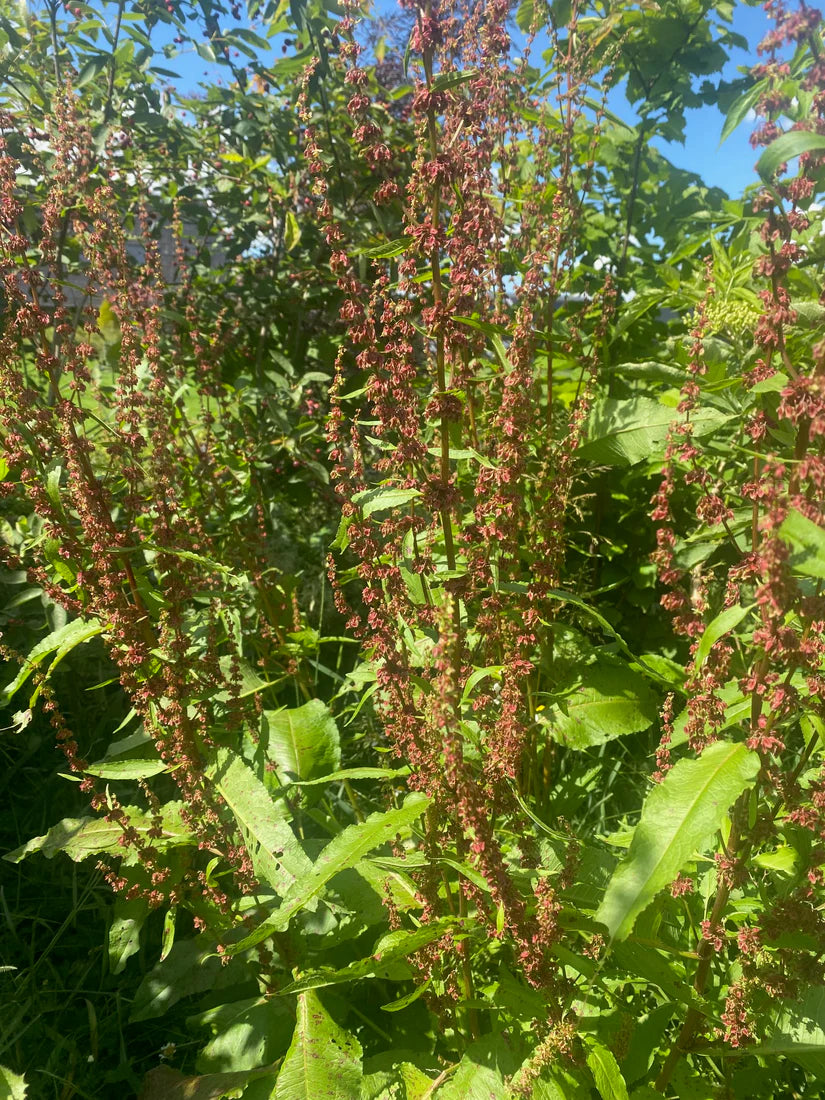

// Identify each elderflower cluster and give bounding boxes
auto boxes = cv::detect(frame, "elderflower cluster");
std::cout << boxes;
[703,296,761,337]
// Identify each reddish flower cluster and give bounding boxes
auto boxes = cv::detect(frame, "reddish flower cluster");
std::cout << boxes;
[651,0,825,1053]
[0,98,285,919]
[304,0,611,995]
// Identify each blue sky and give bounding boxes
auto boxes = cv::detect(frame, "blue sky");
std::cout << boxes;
[645,3,772,196]
[162,1,773,198]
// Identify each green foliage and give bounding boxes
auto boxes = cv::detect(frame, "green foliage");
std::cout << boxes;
[596,741,761,941]
[1,0,824,1096]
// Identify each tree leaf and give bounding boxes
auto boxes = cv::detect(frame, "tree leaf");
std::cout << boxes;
[209,748,313,897]
[720,78,762,144]
[261,699,341,782]
[595,741,760,941]
[545,659,658,749]
[757,129,825,179]
[274,989,362,1100]
[587,1042,629,1100]
[227,793,430,953]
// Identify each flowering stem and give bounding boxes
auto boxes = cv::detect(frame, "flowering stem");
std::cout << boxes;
[421,11,456,574]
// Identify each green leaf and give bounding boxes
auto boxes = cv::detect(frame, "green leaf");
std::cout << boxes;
[227,793,430,952]
[277,920,454,994]
[193,997,294,1074]
[435,1034,519,1100]
[283,209,301,251]
[261,700,341,782]
[430,68,477,92]
[720,78,761,144]
[209,748,313,896]
[757,129,825,179]
[160,906,176,962]
[758,985,825,1077]
[544,659,658,749]
[595,741,760,941]
[131,937,247,1022]
[778,508,825,578]
[275,989,362,1100]
[137,1063,279,1100]
[108,896,149,975]
[76,55,108,87]
[586,1042,629,1100]
[2,618,105,703]
[85,758,168,779]
[4,805,190,865]
[278,765,410,789]
[0,1065,27,1100]
[352,485,421,518]
[579,397,730,467]
[694,604,753,667]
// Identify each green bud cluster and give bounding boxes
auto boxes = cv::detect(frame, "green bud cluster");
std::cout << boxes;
[704,297,761,337]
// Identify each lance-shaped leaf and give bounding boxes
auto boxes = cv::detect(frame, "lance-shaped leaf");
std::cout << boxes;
[596,741,760,941]
[209,749,312,897]
[757,129,825,179]
[694,604,753,668]
[4,804,191,865]
[2,617,104,703]
[274,989,362,1100]
[227,793,430,954]
[587,1042,629,1100]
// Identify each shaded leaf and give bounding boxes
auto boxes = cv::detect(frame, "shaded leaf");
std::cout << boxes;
[131,937,248,1022]
[193,997,294,1074]
[261,700,341,782]
[138,1063,279,1100]
[545,659,658,749]
[108,896,149,975]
